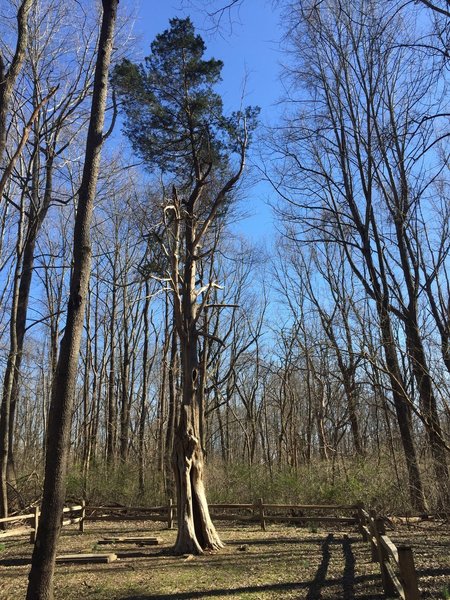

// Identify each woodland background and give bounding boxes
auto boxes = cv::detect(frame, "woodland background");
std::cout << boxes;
[0,0,449,521]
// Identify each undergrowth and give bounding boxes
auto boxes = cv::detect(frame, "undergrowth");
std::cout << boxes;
[55,450,438,514]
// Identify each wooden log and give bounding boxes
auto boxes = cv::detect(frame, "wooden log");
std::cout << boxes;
[97,536,162,545]
[398,545,420,600]
[56,553,117,564]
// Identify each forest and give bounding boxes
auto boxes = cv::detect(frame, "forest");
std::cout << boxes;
[0,0,449,597]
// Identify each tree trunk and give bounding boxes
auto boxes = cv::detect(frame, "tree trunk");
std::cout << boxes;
[172,400,223,554]
[26,2,118,597]
[164,315,178,498]
[138,281,151,495]
[0,0,33,164]
[171,202,222,554]
[106,250,118,465]
[0,193,25,520]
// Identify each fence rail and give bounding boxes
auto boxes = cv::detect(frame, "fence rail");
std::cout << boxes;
[86,499,359,531]
[357,506,420,600]
[0,502,85,543]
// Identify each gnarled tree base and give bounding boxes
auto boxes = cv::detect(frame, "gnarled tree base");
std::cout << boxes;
[173,428,223,555]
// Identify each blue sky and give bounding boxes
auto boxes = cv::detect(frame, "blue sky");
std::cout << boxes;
[119,0,282,243]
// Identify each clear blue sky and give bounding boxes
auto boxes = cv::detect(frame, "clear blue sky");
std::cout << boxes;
[120,0,282,243]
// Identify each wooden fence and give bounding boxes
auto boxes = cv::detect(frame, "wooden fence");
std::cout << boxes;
[357,505,420,600]
[0,502,85,543]
[86,499,358,531]
[0,499,421,599]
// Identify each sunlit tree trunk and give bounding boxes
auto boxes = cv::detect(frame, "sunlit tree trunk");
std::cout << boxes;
[26,2,118,597]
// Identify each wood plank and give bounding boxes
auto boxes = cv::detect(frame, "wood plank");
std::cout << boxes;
[56,553,117,564]
[360,508,371,520]
[0,513,33,524]
[87,514,164,522]
[205,514,257,522]
[88,506,166,512]
[264,515,356,523]
[209,504,254,510]
[98,536,162,545]
[380,534,399,564]
[62,505,82,513]
[262,504,357,511]
[384,560,405,599]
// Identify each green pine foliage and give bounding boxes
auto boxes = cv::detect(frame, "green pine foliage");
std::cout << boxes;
[112,17,258,186]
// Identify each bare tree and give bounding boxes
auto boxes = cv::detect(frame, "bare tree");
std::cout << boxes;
[0,0,34,164]
[26,1,119,597]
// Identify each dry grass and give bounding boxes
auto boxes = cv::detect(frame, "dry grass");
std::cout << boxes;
[0,519,448,599]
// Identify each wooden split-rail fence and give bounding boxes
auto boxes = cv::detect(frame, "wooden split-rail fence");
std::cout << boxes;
[0,502,86,543]
[356,504,420,600]
[0,499,421,599]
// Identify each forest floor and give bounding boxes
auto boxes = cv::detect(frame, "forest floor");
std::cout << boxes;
[0,519,449,599]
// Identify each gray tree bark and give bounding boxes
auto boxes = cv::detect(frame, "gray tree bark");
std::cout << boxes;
[26,1,119,597]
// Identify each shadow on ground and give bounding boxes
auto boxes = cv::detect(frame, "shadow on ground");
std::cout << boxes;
[120,535,383,600]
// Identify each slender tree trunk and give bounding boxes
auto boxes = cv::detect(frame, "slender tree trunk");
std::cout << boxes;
[26,2,118,597]
[119,286,131,462]
[164,317,178,498]
[107,251,118,465]
[0,0,33,164]
[0,197,25,520]
[138,281,151,495]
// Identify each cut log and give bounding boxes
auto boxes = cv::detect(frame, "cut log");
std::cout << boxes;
[97,536,162,545]
[56,553,117,564]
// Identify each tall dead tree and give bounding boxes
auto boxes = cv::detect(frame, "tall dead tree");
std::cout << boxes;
[113,17,257,553]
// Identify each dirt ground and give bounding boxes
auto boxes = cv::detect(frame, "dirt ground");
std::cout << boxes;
[0,519,448,599]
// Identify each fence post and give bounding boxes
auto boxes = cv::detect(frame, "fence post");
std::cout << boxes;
[167,498,173,530]
[30,506,39,544]
[79,499,86,533]
[398,545,420,600]
[367,511,378,562]
[356,502,367,541]
[258,498,266,531]
[374,516,396,597]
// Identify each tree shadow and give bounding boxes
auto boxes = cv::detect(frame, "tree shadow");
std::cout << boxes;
[120,575,384,600]
[342,534,355,600]
[305,532,332,600]
[119,533,386,600]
